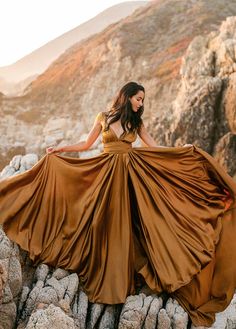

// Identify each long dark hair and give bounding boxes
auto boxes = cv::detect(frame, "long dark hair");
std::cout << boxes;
[104,81,145,136]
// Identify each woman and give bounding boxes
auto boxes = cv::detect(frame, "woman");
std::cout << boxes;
[0,81,236,328]
[46,82,159,154]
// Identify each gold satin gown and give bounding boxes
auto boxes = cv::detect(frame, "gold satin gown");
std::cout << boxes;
[0,111,236,327]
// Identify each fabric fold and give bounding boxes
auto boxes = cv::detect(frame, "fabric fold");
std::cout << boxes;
[0,142,235,327]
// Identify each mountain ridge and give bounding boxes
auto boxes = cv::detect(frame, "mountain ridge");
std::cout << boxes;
[0,1,147,92]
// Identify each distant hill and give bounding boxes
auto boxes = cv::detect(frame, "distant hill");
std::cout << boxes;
[0,1,147,95]
[0,74,38,96]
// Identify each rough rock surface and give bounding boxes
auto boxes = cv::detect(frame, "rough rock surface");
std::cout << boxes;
[0,230,21,329]
[0,154,38,180]
[151,16,236,178]
[25,304,76,329]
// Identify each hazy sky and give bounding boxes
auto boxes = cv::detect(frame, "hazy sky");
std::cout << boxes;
[0,0,141,67]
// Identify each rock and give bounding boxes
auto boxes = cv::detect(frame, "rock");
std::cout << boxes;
[58,299,71,315]
[168,33,223,152]
[118,293,153,329]
[157,308,171,329]
[224,72,236,133]
[210,293,236,329]
[8,255,22,298]
[150,15,236,178]
[20,154,38,170]
[9,155,22,171]
[213,132,236,176]
[46,277,65,300]
[52,268,69,280]
[0,262,7,301]
[212,17,236,78]
[0,153,38,179]
[19,249,36,289]
[0,230,22,329]
[2,282,13,304]
[25,304,76,329]
[87,303,105,329]
[34,264,49,282]
[72,288,89,329]
[0,230,13,259]
[0,302,17,329]
[143,295,163,329]
[98,305,120,329]
[165,297,188,329]
[18,286,30,315]
[17,267,79,325]
[58,273,79,303]
[0,165,16,179]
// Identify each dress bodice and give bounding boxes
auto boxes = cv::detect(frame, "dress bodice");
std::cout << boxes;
[95,111,137,144]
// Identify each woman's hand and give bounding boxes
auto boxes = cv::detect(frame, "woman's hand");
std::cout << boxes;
[183,144,193,147]
[46,146,60,154]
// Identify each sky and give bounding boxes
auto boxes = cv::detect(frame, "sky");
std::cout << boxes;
[0,0,142,67]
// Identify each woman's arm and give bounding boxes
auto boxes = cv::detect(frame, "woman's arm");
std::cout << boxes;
[138,123,159,147]
[46,115,102,154]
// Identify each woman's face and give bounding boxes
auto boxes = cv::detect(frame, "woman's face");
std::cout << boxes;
[129,90,145,112]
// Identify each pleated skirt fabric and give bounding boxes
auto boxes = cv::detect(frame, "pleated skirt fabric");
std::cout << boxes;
[0,143,236,327]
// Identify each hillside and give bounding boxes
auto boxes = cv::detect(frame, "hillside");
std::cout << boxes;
[0,1,147,94]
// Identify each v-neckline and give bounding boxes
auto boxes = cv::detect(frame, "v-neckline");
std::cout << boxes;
[109,124,126,140]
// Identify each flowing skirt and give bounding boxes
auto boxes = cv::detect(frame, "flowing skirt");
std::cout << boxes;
[0,144,235,327]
